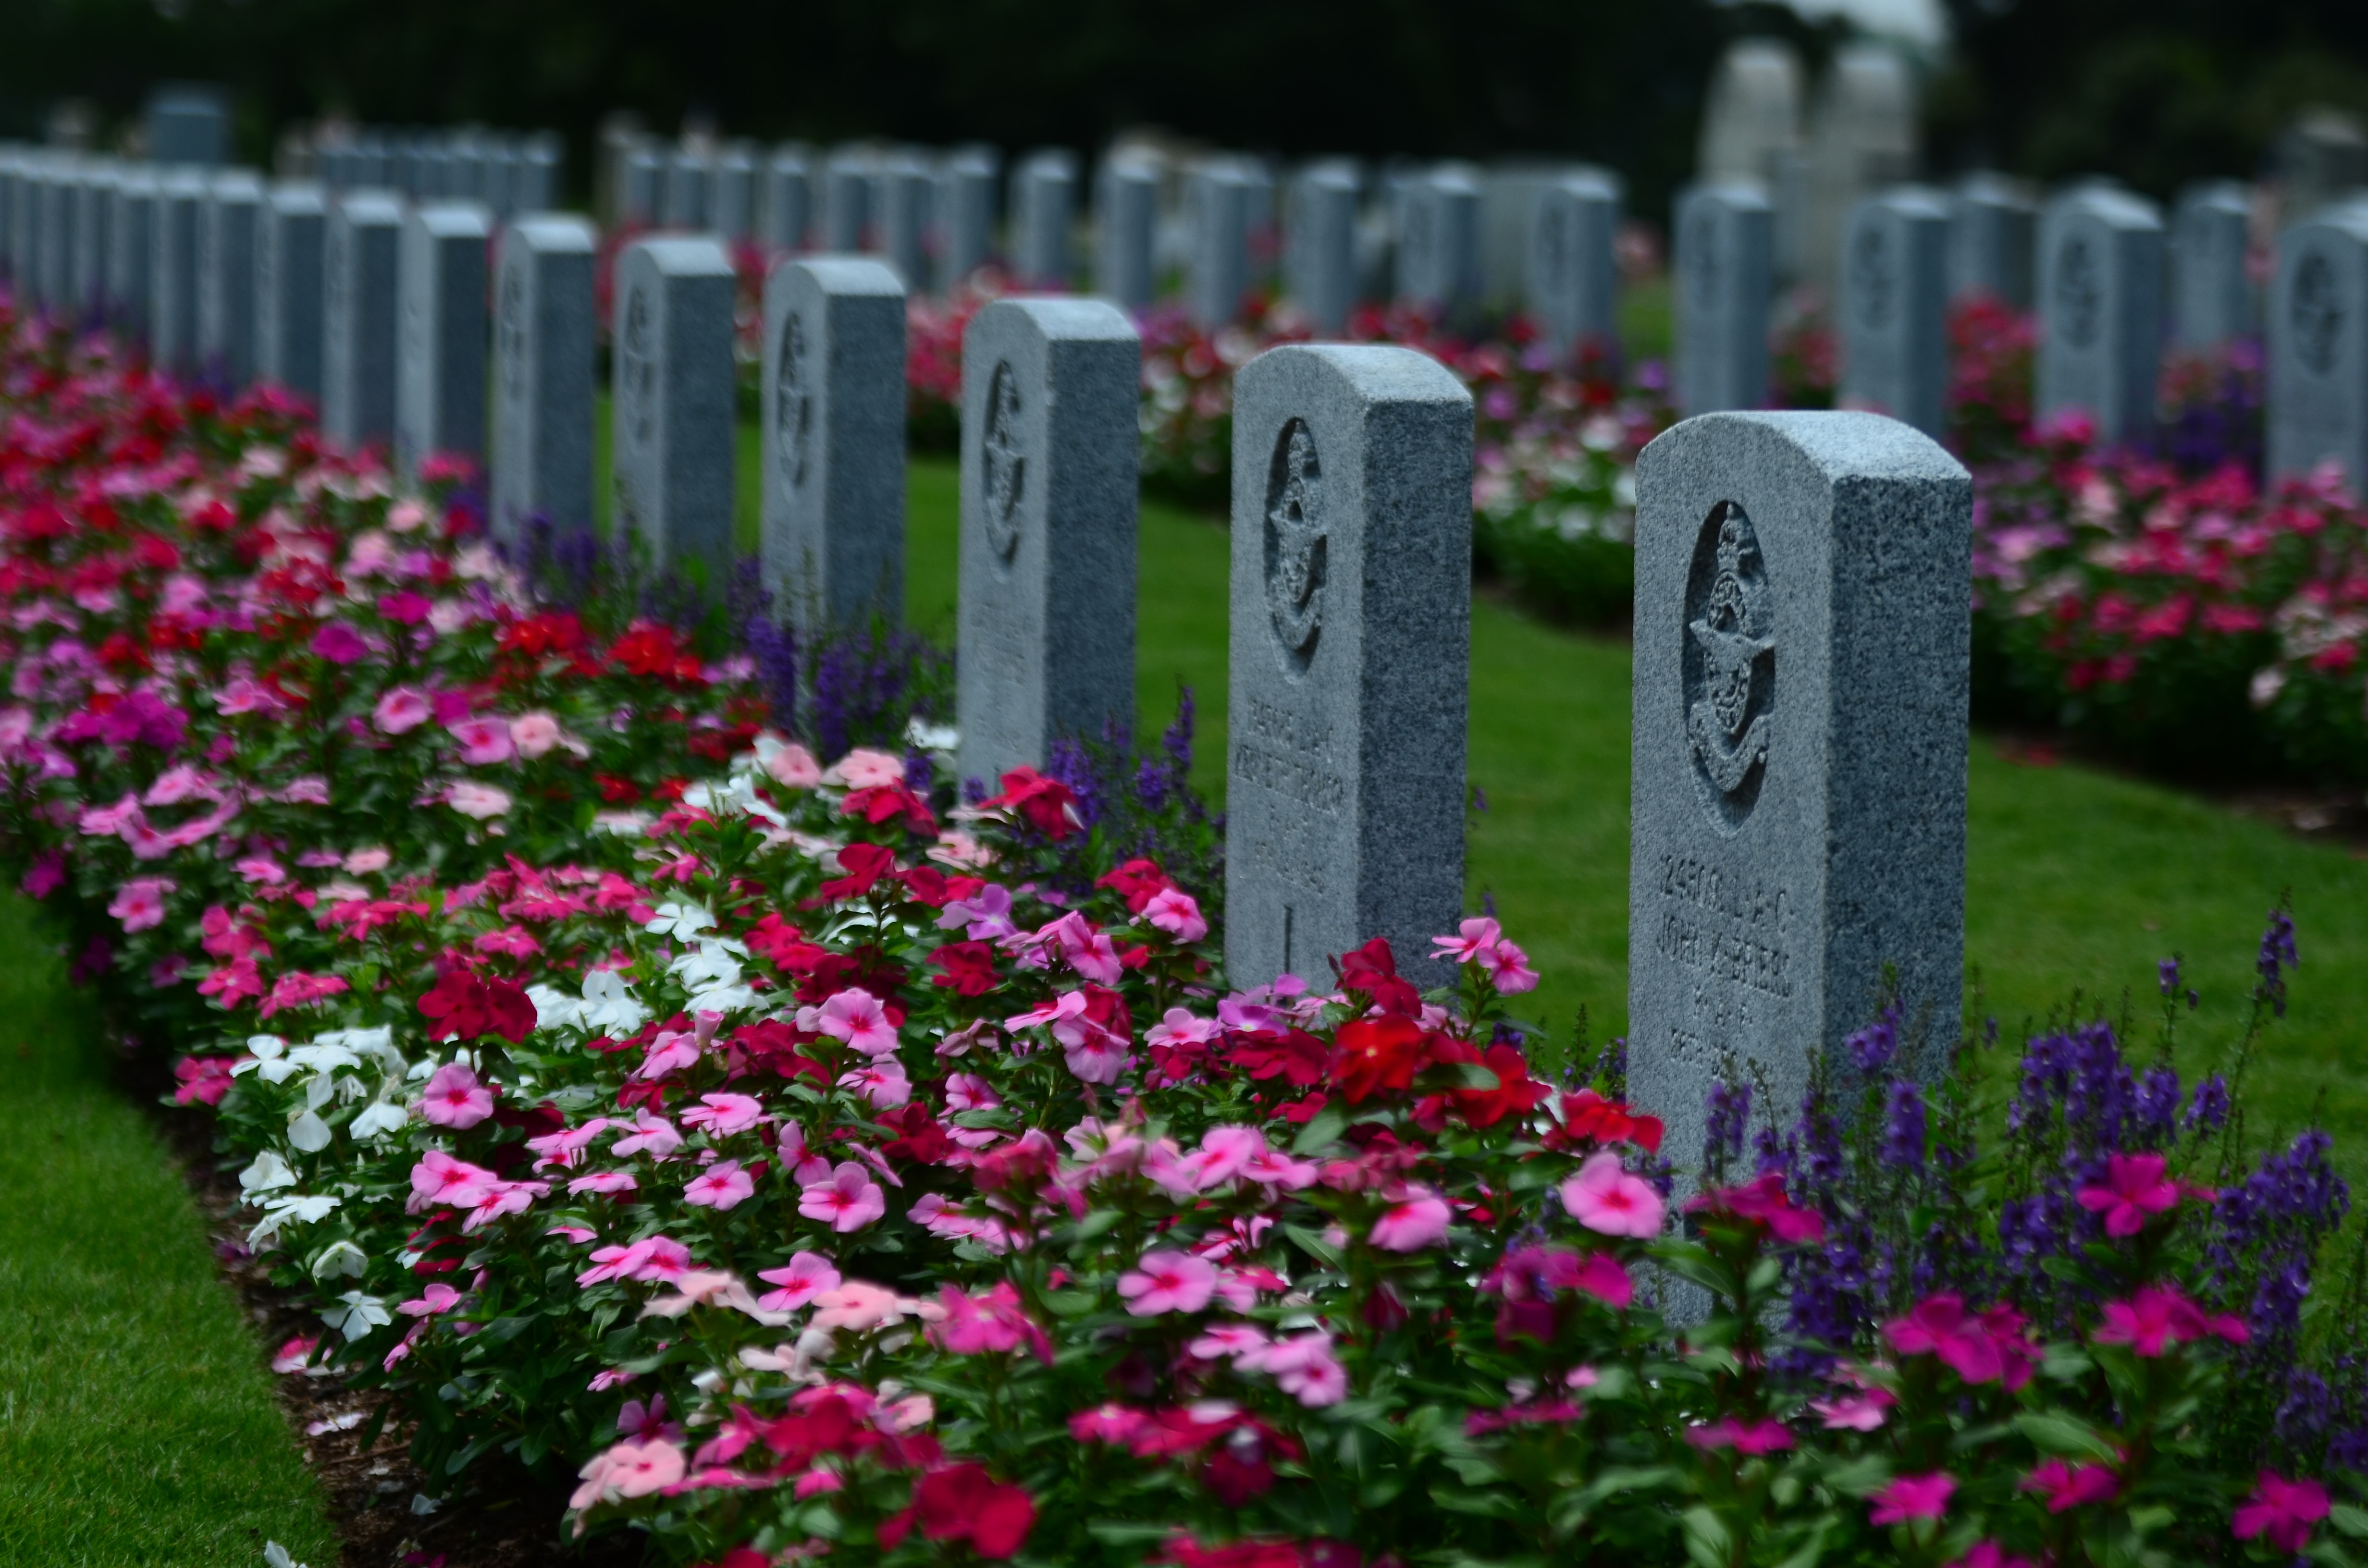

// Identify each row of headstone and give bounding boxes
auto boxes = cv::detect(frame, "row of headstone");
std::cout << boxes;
[313,126,562,221]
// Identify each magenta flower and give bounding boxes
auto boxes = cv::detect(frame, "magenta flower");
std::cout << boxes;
[1117,1250,1219,1316]
[1949,1543,2038,1568]
[1369,1191,1453,1251]
[2091,1283,2248,1357]
[1559,1150,1666,1237]
[1685,1416,1794,1455]
[409,1150,498,1212]
[2019,1460,2120,1512]
[754,1250,842,1312]
[373,686,433,735]
[2075,1151,2179,1236]
[1809,1389,1895,1431]
[108,875,177,932]
[1870,1471,1955,1524]
[799,1161,886,1232]
[310,621,369,664]
[683,1160,755,1211]
[814,987,898,1055]
[1883,1294,2007,1384]
[679,1092,765,1136]
[2233,1471,2330,1553]
[419,1062,496,1128]
[1143,887,1209,943]
[447,715,515,766]
[397,1282,464,1318]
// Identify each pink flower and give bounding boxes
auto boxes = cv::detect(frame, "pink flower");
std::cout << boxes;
[1480,936,1539,992]
[1117,1250,1218,1316]
[823,747,906,789]
[398,1282,465,1318]
[1949,1544,2038,1568]
[799,1161,886,1232]
[679,1092,765,1136]
[684,1160,755,1211]
[2091,1284,2248,1357]
[419,1062,496,1128]
[1884,1294,2008,1384]
[755,1250,842,1311]
[310,622,370,664]
[576,1235,693,1287]
[345,847,391,874]
[444,781,513,820]
[1870,1471,1955,1524]
[1685,1417,1794,1455]
[1551,1250,1635,1309]
[2075,1151,2180,1237]
[1258,1329,1349,1406]
[1069,1404,1150,1445]
[931,1282,1052,1361]
[373,686,432,734]
[2233,1471,2330,1554]
[1369,1191,1453,1252]
[108,876,177,931]
[510,711,564,758]
[1431,916,1503,964]
[1686,1173,1824,1243]
[235,854,285,884]
[815,987,898,1055]
[766,742,823,787]
[1188,1322,1271,1361]
[448,715,516,766]
[568,1169,639,1196]
[1809,1389,1895,1431]
[569,1438,686,1509]
[409,1150,498,1212]
[2020,1460,2120,1512]
[610,1109,683,1159]
[1559,1150,1665,1238]
[1143,887,1208,943]
[837,1058,912,1110]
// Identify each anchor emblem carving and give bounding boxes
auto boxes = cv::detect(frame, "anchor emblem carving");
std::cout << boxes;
[1684,502,1774,813]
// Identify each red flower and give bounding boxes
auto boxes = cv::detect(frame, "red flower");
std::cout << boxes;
[928,941,1002,997]
[841,782,937,834]
[1685,1173,1824,1244]
[417,971,537,1044]
[1097,857,1175,913]
[980,766,1079,839]
[1550,1089,1665,1154]
[880,1464,1035,1559]
[816,842,896,902]
[1450,1042,1551,1128]
[1329,1015,1433,1103]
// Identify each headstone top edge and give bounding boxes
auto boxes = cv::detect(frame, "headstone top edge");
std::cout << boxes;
[512,213,599,248]
[2053,187,2166,230]
[784,255,908,296]
[209,169,267,197]
[412,200,493,235]
[622,234,736,277]
[337,190,407,221]
[976,294,1140,343]
[1244,341,1474,407]
[1643,409,1971,485]
[1685,179,1774,213]
[269,182,328,208]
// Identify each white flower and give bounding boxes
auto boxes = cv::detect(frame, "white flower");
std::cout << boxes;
[237,1033,300,1083]
[263,1542,310,1568]
[239,1151,296,1196]
[310,1240,367,1280]
[250,1192,341,1245]
[320,1289,392,1340]
[351,1100,408,1140]
[905,718,960,753]
[646,900,717,941]
[526,983,583,1032]
[579,968,649,1035]
[286,1109,333,1153]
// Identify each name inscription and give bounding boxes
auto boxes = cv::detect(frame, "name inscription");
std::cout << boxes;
[1653,851,1794,999]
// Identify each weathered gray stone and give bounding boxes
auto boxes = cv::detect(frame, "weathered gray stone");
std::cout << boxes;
[762,146,813,251]
[1096,156,1159,309]
[2172,181,2252,350]
[611,236,738,589]
[198,169,263,388]
[1008,150,1076,287]
[621,147,662,228]
[12,154,43,304]
[1946,172,2036,308]
[1184,159,1253,328]
[664,148,710,230]
[147,85,228,168]
[1698,40,1805,282]
[1284,161,1358,336]
[761,256,906,647]
[1802,44,1919,297]
[822,150,873,251]
[2268,203,2368,493]
[256,182,326,402]
[395,200,491,479]
[1628,410,1971,1174]
[491,214,596,544]
[0,149,22,283]
[1839,186,1949,439]
[73,159,117,324]
[39,159,80,317]
[1224,343,1473,989]
[481,138,518,220]
[875,155,932,289]
[2278,109,2368,224]
[1529,169,1620,359]
[1395,166,1481,313]
[1675,181,1774,416]
[108,169,156,343]
[955,297,1139,790]
[150,170,207,377]
[518,135,561,213]
[2036,186,2164,445]
[322,190,403,449]
[935,147,998,288]
[712,145,757,241]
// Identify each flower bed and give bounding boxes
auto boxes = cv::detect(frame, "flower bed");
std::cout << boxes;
[8,296,2368,1568]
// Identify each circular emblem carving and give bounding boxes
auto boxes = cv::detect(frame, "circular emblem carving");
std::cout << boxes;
[2056,233,2101,349]
[1686,205,1721,313]
[1850,221,1894,331]
[2294,249,2343,377]
[1681,501,1775,830]
[1263,419,1327,674]
[497,261,527,401]
[620,284,655,448]
[981,359,1024,560]
[775,310,813,491]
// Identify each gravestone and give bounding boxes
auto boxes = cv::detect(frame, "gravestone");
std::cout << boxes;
[444,135,485,202]
[876,154,932,289]
[2036,186,2165,445]
[1529,168,1620,359]
[9,156,41,303]
[822,150,872,251]
[2278,109,2368,224]
[518,135,561,212]
[955,297,1139,789]
[147,85,228,168]
[492,214,597,544]
[610,236,738,588]
[1839,187,1949,438]
[255,182,326,401]
[1224,343,1473,989]
[1284,160,1359,336]
[74,159,117,324]
[1096,156,1159,309]
[197,169,263,388]
[150,171,207,377]
[762,146,813,251]
[1947,172,2036,308]
[1186,159,1253,327]
[322,190,403,449]
[2172,181,2253,349]
[481,138,518,220]
[936,147,998,288]
[491,214,597,544]
[712,145,756,241]
[2268,205,2368,493]
[664,149,710,230]
[621,147,662,227]
[1801,44,1919,296]
[761,257,907,647]
[39,160,79,317]
[1396,166,1481,314]
[1628,410,1971,1173]
[0,150,20,283]
[1008,150,1076,287]
[1698,40,1806,282]
[419,146,455,202]
[108,169,156,343]
[395,200,491,479]
[1675,181,1774,416]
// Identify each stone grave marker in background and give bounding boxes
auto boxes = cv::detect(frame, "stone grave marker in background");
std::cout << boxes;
[1802,44,1919,297]
[610,236,737,588]
[146,85,227,168]
[876,155,932,289]
[2036,185,2165,446]
[198,169,263,388]
[936,147,998,289]
[664,148,709,231]
[1628,410,1972,1172]
[2172,181,2253,349]
[761,146,812,252]
[150,170,207,378]
[11,157,42,305]
[761,257,907,647]
[1186,158,1253,328]
[712,145,756,241]
[74,159,116,324]
[1096,155,1159,309]
[1698,38,1805,282]
[1839,186,1949,438]
[1529,168,1620,360]
[1224,343,1474,989]
[823,149,871,251]
[39,159,78,317]
[518,135,561,213]
[1008,150,1076,288]
[0,151,21,283]
[955,297,1139,790]
[108,168,156,343]
[2268,205,2368,493]
[1675,181,1773,416]
[395,200,491,479]
[491,214,597,545]
[1396,165,1482,316]
[1946,172,2036,308]
[620,147,662,228]
[2278,109,2368,225]
[1285,160,1359,337]
[256,182,326,401]
[322,190,403,449]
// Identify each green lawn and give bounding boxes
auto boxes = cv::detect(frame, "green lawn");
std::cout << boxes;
[0,894,337,1567]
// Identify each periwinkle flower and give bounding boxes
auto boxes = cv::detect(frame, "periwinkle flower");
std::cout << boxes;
[2259,908,2300,1017]
[2185,1074,2231,1134]
[1846,1004,1900,1075]
[1703,1079,1750,1166]
[1881,1079,1927,1172]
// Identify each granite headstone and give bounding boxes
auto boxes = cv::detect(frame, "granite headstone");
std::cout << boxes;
[322,190,403,449]
[876,155,933,289]
[2268,204,2368,493]
[1186,159,1253,328]
[150,170,207,377]
[1008,150,1076,287]
[395,200,491,478]
[610,236,738,588]
[1839,186,1949,438]
[935,148,998,288]
[147,85,228,168]
[1285,161,1359,336]
[492,214,597,543]
[2036,186,2165,445]
[108,169,156,343]
[256,182,326,401]
[1947,172,2036,308]
[197,169,263,388]
[1529,169,1620,359]
[2172,181,2253,350]
[762,147,813,251]
[822,150,872,251]
[1096,156,1159,309]
[1674,181,1774,416]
